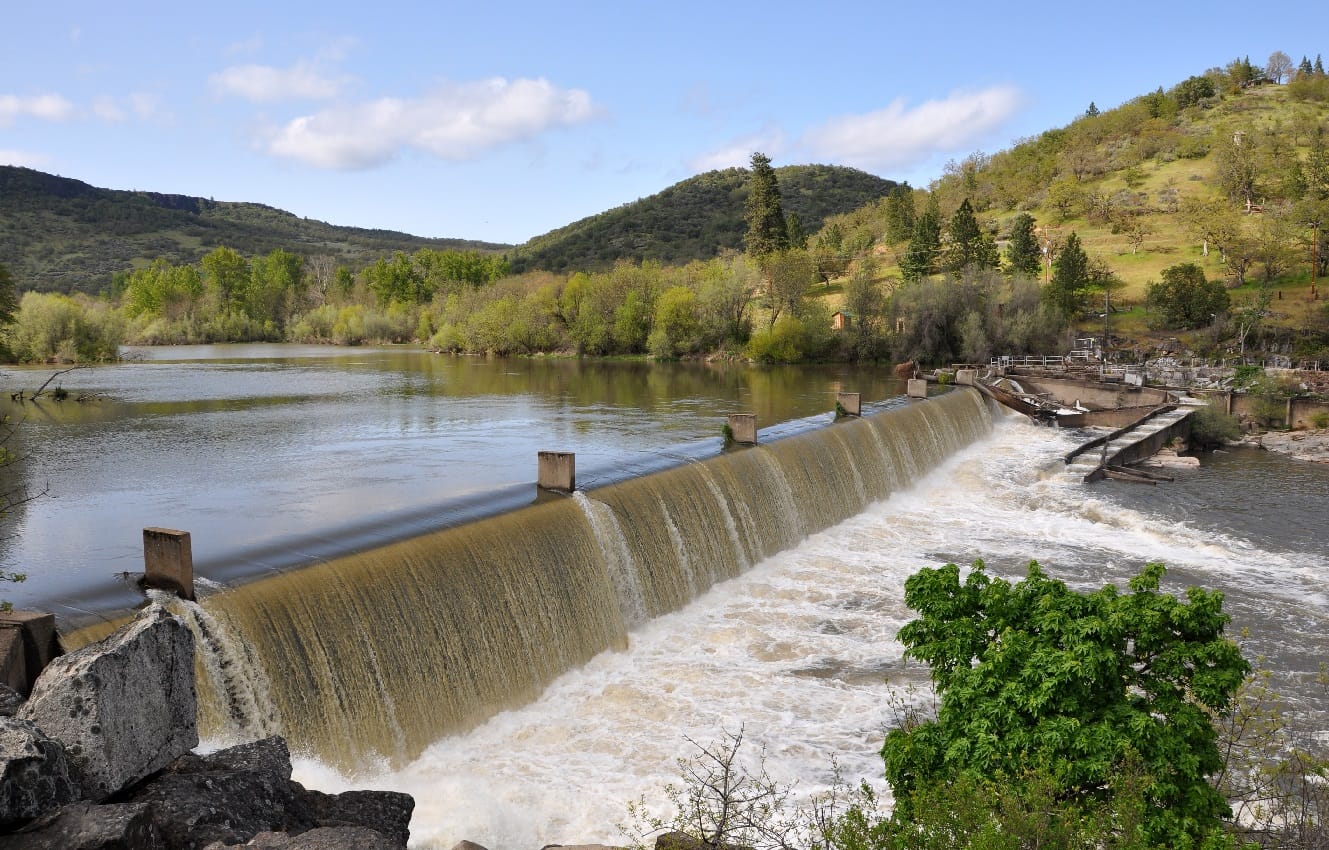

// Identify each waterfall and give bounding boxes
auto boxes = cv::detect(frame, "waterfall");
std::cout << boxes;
[96,389,994,772]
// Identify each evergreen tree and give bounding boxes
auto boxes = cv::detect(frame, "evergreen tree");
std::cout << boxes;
[1045,232,1089,318]
[900,206,941,282]
[1085,101,1099,117]
[742,152,789,257]
[0,261,17,327]
[1004,213,1042,278]
[784,211,806,250]
[883,184,916,243]
[1317,55,1326,76]
[1299,56,1314,78]
[943,198,998,273]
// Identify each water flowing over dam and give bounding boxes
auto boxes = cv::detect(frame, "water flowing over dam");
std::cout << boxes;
[174,388,992,770]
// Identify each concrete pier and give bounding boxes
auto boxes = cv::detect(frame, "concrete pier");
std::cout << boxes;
[143,527,195,601]
[955,369,977,386]
[836,392,861,417]
[907,379,928,399]
[726,414,757,445]
[0,610,61,696]
[537,451,576,492]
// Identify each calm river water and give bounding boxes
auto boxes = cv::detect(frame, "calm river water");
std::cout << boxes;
[0,345,904,617]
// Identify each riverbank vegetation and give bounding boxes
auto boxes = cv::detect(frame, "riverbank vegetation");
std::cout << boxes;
[3,53,1329,372]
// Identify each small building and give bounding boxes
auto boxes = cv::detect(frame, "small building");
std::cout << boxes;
[831,310,854,331]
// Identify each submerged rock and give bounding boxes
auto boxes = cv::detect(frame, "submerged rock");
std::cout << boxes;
[18,606,197,802]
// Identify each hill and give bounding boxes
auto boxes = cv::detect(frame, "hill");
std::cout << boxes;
[509,164,896,273]
[0,166,511,293]
[815,61,1329,354]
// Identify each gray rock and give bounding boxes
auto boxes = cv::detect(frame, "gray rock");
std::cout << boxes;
[452,842,491,850]
[18,606,197,801]
[0,716,78,825]
[0,683,26,716]
[3,800,164,849]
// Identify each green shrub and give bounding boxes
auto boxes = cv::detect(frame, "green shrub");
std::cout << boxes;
[1190,402,1242,448]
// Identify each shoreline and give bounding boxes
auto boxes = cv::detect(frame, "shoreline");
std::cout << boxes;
[1233,428,1329,464]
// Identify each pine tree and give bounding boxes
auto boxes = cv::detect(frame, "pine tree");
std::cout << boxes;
[884,184,916,243]
[1299,56,1314,78]
[1005,213,1043,278]
[1045,232,1089,319]
[743,152,789,257]
[901,208,941,282]
[1085,102,1099,117]
[1317,55,1326,76]
[944,199,997,273]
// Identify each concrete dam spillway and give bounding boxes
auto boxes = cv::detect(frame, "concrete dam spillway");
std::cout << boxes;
[142,388,994,772]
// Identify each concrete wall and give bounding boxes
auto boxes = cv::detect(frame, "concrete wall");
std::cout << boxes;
[1057,406,1162,429]
[1193,391,1329,430]
[1014,375,1172,410]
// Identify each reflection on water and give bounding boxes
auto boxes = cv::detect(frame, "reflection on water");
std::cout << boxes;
[0,345,905,617]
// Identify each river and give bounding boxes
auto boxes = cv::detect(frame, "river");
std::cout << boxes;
[5,347,1326,849]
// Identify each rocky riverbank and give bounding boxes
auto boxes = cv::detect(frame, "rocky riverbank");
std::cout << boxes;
[1235,428,1329,464]
[0,606,414,849]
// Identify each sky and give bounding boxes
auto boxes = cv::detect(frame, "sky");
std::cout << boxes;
[2,2,1325,246]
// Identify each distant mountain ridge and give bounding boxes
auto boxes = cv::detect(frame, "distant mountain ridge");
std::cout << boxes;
[0,166,510,293]
[509,164,898,273]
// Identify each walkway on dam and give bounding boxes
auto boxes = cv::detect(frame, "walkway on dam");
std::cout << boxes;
[1064,405,1197,482]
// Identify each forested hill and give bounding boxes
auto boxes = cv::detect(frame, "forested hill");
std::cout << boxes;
[509,164,897,273]
[0,166,511,294]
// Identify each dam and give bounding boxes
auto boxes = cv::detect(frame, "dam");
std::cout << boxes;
[132,387,995,771]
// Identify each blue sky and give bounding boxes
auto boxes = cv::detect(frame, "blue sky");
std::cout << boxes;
[2,2,1324,245]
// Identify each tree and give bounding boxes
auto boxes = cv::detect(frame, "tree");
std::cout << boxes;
[1267,51,1294,84]
[0,261,18,328]
[201,246,250,312]
[900,206,941,282]
[883,184,916,243]
[1146,263,1231,329]
[942,199,997,273]
[743,153,789,257]
[1085,101,1100,117]
[763,249,815,327]
[883,560,1249,848]
[1044,232,1089,318]
[1004,214,1042,278]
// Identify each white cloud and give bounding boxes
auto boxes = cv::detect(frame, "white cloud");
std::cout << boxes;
[687,129,787,173]
[0,93,75,126]
[210,62,346,102]
[92,95,126,122]
[91,92,163,123]
[0,149,52,168]
[266,77,598,170]
[801,86,1023,171]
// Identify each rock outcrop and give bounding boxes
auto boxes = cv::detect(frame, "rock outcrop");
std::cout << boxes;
[0,716,78,824]
[18,606,197,802]
[1,607,414,848]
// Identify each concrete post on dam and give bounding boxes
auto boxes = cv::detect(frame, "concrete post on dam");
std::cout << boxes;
[143,527,195,601]
[955,369,977,386]
[726,413,757,446]
[836,392,861,417]
[538,451,576,493]
[907,379,929,399]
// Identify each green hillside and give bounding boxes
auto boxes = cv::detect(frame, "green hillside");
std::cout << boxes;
[815,61,1329,353]
[0,166,511,294]
[510,164,897,273]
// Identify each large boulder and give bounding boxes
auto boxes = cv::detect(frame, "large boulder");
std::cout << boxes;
[123,736,414,849]
[18,606,197,801]
[0,716,78,824]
